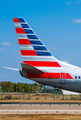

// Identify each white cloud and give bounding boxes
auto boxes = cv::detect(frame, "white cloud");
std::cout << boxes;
[66,1,71,4]
[14,52,20,55]
[1,42,12,46]
[52,47,57,50]
[73,19,81,23]
[74,0,81,4]
[6,52,8,54]
[0,48,5,52]
[74,1,79,4]
[0,48,8,54]
[67,0,81,5]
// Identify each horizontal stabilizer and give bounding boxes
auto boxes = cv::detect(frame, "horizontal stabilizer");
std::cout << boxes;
[21,63,43,74]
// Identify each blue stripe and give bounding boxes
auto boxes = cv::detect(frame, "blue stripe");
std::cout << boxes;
[36,51,52,56]
[30,41,43,45]
[21,24,30,28]
[24,29,34,34]
[33,46,47,50]
[18,18,25,23]
[27,35,38,39]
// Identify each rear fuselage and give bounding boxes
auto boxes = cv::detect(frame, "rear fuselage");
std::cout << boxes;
[20,61,81,93]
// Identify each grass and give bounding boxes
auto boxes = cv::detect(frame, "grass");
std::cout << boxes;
[0,93,81,102]
[0,114,81,120]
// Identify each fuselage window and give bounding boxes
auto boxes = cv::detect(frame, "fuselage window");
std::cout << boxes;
[75,76,77,79]
[78,76,80,79]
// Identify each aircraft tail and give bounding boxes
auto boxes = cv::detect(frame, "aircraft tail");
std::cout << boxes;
[13,18,61,68]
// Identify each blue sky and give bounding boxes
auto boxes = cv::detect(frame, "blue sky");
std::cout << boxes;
[0,0,81,84]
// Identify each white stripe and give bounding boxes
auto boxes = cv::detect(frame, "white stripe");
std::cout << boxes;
[20,45,34,50]
[17,34,27,37]
[14,22,26,24]
[29,39,40,41]
[17,34,40,40]
[17,37,28,39]
[22,56,55,61]
[35,50,49,52]
[18,22,27,24]
[33,45,45,46]
[26,34,36,35]
[36,67,64,73]
[14,23,21,26]
[15,26,22,28]
[23,28,31,30]
[22,56,54,58]
[17,34,28,39]
[14,23,30,29]
[36,67,63,69]
[14,23,22,28]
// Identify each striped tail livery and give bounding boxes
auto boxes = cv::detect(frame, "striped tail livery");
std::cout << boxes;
[3,18,81,93]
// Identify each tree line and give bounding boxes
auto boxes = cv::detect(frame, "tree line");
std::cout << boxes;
[0,81,40,92]
[0,81,62,93]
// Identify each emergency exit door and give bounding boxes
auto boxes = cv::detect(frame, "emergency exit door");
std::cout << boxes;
[60,73,66,84]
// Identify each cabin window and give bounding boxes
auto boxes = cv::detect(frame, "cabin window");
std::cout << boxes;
[78,76,80,79]
[75,76,77,79]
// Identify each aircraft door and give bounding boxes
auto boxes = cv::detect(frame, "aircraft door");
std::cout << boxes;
[60,73,66,84]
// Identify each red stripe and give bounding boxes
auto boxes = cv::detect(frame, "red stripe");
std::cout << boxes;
[66,73,73,79]
[13,18,19,23]
[27,72,73,79]
[15,28,25,34]
[23,61,61,67]
[18,39,31,45]
[27,73,60,78]
[21,50,37,56]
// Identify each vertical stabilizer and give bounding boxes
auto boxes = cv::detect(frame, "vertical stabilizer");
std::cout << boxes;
[13,18,61,68]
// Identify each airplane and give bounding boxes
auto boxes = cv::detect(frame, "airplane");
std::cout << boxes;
[3,18,81,93]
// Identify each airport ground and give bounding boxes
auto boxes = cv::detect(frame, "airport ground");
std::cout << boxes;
[0,104,81,114]
[0,104,81,120]
[0,93,81,120]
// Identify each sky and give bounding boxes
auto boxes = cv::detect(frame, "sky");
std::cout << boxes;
[0,0,81,93]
